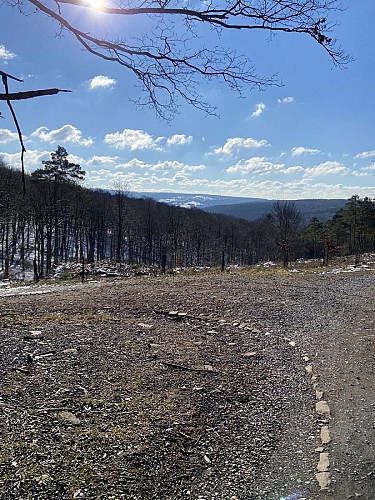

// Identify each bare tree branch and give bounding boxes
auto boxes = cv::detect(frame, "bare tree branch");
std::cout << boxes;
[0,70,71,193]
[13,0,347,119]
[0,88,71,101]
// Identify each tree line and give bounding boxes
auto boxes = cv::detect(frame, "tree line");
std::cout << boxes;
[1,148,375,280]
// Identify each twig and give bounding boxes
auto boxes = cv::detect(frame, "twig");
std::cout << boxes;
[34,407,70,412]
[161,361,218,373]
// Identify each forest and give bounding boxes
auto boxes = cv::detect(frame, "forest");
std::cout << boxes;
[1,147,375,281]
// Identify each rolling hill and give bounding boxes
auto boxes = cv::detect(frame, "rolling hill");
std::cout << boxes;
[205,199,347,223]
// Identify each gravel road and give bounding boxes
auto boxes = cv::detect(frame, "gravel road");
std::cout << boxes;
[0,269,374,499]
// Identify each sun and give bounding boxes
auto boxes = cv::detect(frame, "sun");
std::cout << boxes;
[86,0,105,11]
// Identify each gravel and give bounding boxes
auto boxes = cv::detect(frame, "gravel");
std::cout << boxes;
[0,268,374,499]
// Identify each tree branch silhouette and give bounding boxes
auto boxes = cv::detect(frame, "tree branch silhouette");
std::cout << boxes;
[0,70,70,194]
[18,0,348,120]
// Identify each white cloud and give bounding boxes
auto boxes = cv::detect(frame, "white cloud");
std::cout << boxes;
[355,150,375,159]
[114,158,204,175]
[115,159,146,170]
[151,161,205,173]
[362,164,375,172]
[212,137,269,156]
[88,75,116,89]
[0,149,51,170]
[104,129,163,150]
[304,161,350,178]
[251,103,266,118]
[0,45,16,60]
[291,146,321,157]
[0,129,18,144]
[87,155,119,165]
[278,97,295,104]
[67,154,87,165]
[31,125,93,146]
[352,171,371,177]
[227,157,285,175]
[282,166,305,175]
[167,134,193,146]
[80,166,375,199]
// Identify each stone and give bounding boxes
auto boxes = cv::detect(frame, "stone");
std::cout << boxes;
[315,471,331,490]
[59,411,81,426]
[316,401,331,419]
[242,351,257,357]
[137,323,153,329]
[316,389,324,400]
[63,348,78,355]
[317,452,330,472]
[305,364,313,375]
[321,425,331,444]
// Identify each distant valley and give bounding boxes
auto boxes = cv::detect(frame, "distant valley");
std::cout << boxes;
[131,191,347,222]
[131,191,267,209]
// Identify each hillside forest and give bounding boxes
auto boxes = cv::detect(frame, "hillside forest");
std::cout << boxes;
[1,148,375,281]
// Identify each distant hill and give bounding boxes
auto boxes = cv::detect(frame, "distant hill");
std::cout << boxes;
[130,191,267,209]
[205,199,347,223]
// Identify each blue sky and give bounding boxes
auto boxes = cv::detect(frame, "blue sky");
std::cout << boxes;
[1,0,375,200]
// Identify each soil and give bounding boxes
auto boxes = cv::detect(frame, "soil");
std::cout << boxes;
[0,267,374,499]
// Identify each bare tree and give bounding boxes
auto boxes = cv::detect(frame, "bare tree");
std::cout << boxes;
[272,200,302,268]
[5,0,348,119]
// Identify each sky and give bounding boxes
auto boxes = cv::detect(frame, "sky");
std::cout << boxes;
[1,0,375,200]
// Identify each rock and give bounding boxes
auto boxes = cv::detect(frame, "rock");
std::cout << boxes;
[305,364,313,375]
[207,330,217,334]
[242,351,257,357]
[24,331,44,340]
[316,400,331,419]
[315,471,331,490]
[315,389,323,399]
[317,452,330,472]
[203,364,214,371]
[315,446,325,453]
[168,311,179,317]
[63,348,78,355]
[289,341,296,347]
[59,411,81,426]
[36,474,51,485]
[321,425,331,444]
[137,323,153,329]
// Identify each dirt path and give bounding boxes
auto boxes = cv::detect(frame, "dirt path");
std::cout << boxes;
[204,270,375,500]
[0,270,374,499]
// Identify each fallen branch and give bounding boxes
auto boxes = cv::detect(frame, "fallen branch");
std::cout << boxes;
[161,361,218,373]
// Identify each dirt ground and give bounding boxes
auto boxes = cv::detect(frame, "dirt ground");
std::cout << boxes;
[0,267,374,499]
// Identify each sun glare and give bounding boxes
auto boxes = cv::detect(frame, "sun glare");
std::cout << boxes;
[86,0,105,11]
